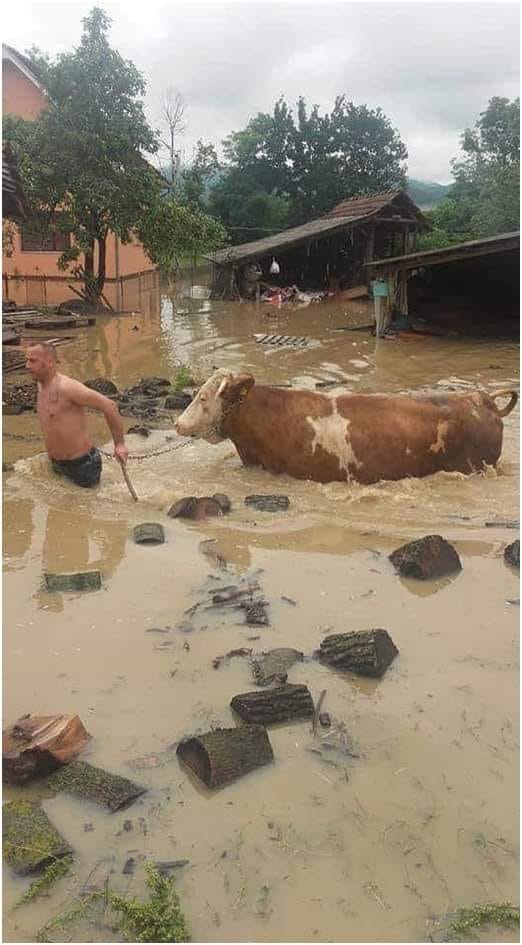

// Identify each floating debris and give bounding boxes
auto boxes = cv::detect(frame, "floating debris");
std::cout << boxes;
[48,761,146,812]
[3,800,72,875]
[177,725,273,789]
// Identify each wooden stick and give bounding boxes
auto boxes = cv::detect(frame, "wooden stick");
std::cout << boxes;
[313,689,327,735]
[119,460,138,501]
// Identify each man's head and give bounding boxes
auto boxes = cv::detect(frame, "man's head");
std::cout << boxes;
[175,369,255,442]
[25,342,58,382]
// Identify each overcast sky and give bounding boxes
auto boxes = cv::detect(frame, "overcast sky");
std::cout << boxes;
[4,0,520,182]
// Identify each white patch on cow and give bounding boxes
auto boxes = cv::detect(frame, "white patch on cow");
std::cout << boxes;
[306,399,362,479]
[429,420,449,454]
[471,407,481,419]
[405,447,412,455]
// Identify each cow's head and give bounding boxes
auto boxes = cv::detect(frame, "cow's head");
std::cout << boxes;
[174,369,255,442]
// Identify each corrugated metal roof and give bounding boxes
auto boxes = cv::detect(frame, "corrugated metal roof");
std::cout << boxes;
[366,231,520,271]
[2,143,29,221]
[209,188,427,266]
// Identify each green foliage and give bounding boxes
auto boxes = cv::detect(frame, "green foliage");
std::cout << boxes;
[139,196,226,276]
[179,140,220,211]
[15,855,72,908]
[441,901,519,941]
[210,94,407,234]
[173,365,193,391]
[110,862,190,943]
[3,7,161,302]
[422,96,520,249]
[36,890,104,942]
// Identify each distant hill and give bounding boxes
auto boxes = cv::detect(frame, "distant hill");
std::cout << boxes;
[407,179,452,210]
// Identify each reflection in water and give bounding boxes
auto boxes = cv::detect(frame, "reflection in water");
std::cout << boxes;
[3,499,34,562]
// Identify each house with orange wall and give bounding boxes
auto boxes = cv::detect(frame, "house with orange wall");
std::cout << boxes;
[2,44,158,310]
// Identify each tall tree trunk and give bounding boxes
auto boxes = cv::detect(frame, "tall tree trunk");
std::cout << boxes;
[95,235,107,302]
[83,242,96,301]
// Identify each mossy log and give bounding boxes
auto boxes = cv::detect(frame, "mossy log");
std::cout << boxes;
[3,713,90,785]
[44,570,102,593]
[177,725,273,788]
[132,523,165,545]
[3,800,72,875]
[504,539,520,568]
[48,761,146,812]
[231,684,314,724]
[318,629,398,677]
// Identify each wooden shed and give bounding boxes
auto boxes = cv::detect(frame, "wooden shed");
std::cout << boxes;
[209,189,428,300]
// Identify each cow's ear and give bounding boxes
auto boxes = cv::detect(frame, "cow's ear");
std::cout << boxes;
[218,372,255,403]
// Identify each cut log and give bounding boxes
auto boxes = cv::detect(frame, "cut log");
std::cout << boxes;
[48,760,146,812]
[3,714,90,785]
[132,523,165,545]
[252,648,303,686]
[176,725,273,788]
[3,329,20,346]
[504,539,520,569]
[3,800,72,875]
[84,377,119,396]
[245,494,290,512]
[231,684,314,725]
[389,535,462,580]
[44,570,102,592]
[318,629,398,678]
[165,392,192,410]
[24,316,88,330]
[167,496,223,521]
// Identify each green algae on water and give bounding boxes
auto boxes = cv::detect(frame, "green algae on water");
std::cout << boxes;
[3,800,72,875]
[110,861,190,942]
[48,760,146,811]
[432,902,520,942]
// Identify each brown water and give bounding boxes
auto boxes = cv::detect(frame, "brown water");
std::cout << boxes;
[3,289,520,943]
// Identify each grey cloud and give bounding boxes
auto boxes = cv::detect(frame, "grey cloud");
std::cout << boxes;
[3,1,519,182]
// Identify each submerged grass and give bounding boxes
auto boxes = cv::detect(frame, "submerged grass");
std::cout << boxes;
[441,901,519,941]
[110,861,190,942]
[15,855,73,908]
[173,364,193,392]
[35,863,189,943]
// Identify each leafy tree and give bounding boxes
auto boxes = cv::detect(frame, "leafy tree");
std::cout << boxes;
[211,95,407,233]
[179,140,220,210]
[4,8,162,303]
[419,97,520,249]
[139,196,226,285]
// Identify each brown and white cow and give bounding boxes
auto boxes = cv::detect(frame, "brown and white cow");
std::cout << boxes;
[174,369,518,485]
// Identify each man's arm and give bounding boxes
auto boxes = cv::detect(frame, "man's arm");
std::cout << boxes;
[66,378,128,464]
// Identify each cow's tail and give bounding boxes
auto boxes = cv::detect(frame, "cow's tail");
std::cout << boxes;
[490,389,519,417]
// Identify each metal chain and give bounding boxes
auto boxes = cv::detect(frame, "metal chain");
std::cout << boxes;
[3,431,189,461]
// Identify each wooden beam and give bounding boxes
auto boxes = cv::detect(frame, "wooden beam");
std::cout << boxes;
[366,237,519,273]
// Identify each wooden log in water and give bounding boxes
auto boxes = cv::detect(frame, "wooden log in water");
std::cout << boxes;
[176,725,273,788]
[48,760,146,811]
[3,800,72,875]
[231,684,314,725]
[3,714,90,785]
[44,570,102,593]
[318,629,398,678]
[132,523,164,544]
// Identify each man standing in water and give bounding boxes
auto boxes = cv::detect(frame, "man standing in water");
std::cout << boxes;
[26,342,128,488]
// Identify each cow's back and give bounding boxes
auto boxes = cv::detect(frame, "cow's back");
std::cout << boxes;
[223,386,504,484]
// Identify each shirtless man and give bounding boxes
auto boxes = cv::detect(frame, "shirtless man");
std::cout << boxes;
[25,342,128,488]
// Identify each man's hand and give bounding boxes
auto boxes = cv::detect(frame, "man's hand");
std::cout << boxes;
[114,443,129,465]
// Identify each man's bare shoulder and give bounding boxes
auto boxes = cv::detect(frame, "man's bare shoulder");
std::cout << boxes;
[57,374,89,398]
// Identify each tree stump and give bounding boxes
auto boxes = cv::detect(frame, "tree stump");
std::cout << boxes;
[167,496,224,521]
[3,714,90,785]
[132,523,165,545]
[504,539,520,569]
[176,725,273,788]
[48,761,146,812]
[3,800,72,874]
[44,570,102,592]
[231,684,314,724]
[389,534,462,579]
[318,629,398,677]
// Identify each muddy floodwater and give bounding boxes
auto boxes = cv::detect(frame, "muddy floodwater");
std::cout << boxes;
[3,287,519,943]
